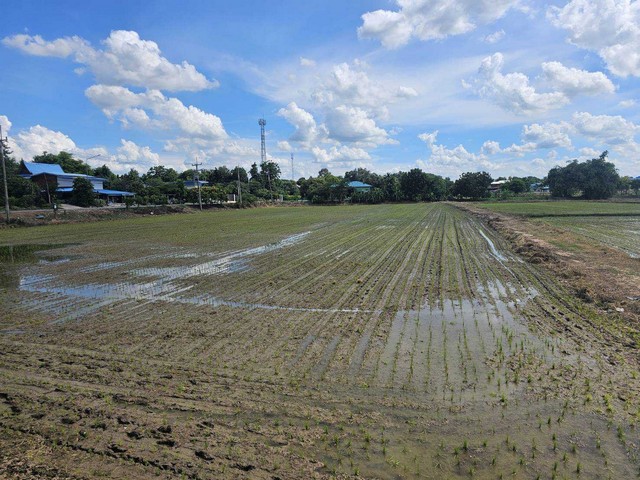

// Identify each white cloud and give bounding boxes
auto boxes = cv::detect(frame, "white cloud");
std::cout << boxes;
[475,53,569,114]
[2,30,216,91]
[358,0,521,48]
[311,62,413,119]
[116,139,160,166]
[0,115,11,134]
[571,111,639,144]
[618,99,636,108]
[277,140,293,152]
[541,61,615,96]
[277,102,326,145]
[2,33,88,58]
[10,125,79,161]
[521,122,573,149]
[484,29,505,44]
[311,145,371,165]
[85,85,227,141]
[324,105,396,145]
[418,130,438,147]
[481,140,501,154]
[548,0,640,78]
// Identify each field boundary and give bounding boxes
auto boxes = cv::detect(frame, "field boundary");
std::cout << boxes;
[451,201,640,331]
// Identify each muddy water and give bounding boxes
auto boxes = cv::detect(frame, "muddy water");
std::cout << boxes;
[3,233,373,328]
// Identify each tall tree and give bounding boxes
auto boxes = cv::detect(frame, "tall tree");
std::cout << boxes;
[452,172,493,200]
[71,177,95,207]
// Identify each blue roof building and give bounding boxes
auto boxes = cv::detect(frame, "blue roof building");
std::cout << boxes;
[347,181,372,192]
[20,161,134,202]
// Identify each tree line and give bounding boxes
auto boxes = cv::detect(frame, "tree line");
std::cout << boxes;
[0,143,637,209]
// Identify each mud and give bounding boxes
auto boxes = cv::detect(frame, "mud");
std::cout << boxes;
[1,203,639,479]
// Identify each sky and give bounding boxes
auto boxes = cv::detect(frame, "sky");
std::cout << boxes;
[1,0,639,180]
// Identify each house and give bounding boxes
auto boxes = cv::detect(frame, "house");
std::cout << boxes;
[20,161,134,203]
[347,181,372,193]
[489,180,507,193]
[530,182,550,194]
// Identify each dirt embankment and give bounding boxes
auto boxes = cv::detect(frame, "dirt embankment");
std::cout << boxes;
[0,205,196,228]
[453,202,640,325]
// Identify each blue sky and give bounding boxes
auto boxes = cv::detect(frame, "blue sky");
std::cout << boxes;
[1,0,639,179]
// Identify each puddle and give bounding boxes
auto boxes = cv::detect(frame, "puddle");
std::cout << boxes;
[11,232,375,324]
[0,244,75,264]
[0,244,75,289]
[478,229,507,262]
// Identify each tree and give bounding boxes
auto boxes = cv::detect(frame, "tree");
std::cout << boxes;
[400,168,428,201]
[249,163,259,181]
[581,151,619,199]
[71,177,95,207]
[547,152,619,199]
[0,139,40,208]
[452,172,493,200]
[93,165,116,188]
[504,178,528,194]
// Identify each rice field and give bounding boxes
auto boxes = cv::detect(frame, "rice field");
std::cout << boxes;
[478,200,640,258]
[1,203,639,479]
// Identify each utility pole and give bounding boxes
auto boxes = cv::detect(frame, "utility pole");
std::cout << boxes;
[236,166,242,206]
[0,125,9,224]
[192,158,203,211]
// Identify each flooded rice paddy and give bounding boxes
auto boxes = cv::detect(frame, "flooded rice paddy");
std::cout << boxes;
[1,203,639,479]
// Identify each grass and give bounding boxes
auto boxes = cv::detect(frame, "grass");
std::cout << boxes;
[476,199,640,217]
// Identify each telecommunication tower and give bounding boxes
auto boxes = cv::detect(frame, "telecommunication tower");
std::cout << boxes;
[291,152,294,181]
[259,118,267,164]
[258,118,273,200]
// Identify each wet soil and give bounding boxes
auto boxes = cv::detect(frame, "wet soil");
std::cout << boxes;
[1,203,639,479]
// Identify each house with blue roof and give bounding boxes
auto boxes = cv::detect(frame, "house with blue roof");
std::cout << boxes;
[347,181,372,193]
[19,161,134,204]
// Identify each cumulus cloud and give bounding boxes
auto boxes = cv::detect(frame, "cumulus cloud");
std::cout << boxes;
[481,140,501,154]
[324,105,396,146]
[10,125,79,161]
[418,130,439,147]
[312,62,414,119]
[85,85,227,141]
[618,99,636,108]
[521,122,573,149]
[0,115,11,134]
[358,0,520,48]
[116,139,160,166]
[474,53,569,114]
[311,145,371,165]
[541,61,615,96]
[2,30,216,91]
[277,102,326,145]
[548,0,640,77]
[571,111,639,144]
